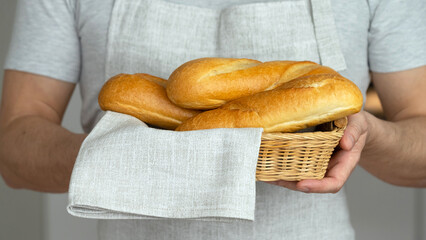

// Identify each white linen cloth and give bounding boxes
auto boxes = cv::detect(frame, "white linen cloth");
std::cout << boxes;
[68,111,263,221]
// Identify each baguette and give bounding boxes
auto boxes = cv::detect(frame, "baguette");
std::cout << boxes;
[167,57,339,109]
[98,73,201,130]
[175,73,363,132]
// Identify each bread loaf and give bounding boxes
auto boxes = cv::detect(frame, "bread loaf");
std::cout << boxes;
[175,73,363,133]
[98,73,200,130]
[167,57,339,109]
[98,58,363,133]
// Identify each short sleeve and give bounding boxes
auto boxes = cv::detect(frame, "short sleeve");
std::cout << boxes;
[368,0,426,73]
[4,0,81,83]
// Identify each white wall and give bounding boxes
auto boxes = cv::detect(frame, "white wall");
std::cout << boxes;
[0,1,425,240]
[346,167,424,240]
[0,183,43,240]
[423,191,426,239]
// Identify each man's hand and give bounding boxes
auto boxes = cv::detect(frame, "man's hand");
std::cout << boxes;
[267,65,426,191]
[266,111,369,193]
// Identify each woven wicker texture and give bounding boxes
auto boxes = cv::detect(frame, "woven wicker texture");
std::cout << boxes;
[256,120,346,181]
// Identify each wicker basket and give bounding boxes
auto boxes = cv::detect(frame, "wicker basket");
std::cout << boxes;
[256,118,347,181]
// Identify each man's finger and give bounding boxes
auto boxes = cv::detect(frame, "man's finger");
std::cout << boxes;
[265,146,357,193]
[340,113,368,151]
[296,133,366,193]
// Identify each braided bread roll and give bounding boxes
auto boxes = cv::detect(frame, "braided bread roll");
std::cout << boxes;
[98,73,200,130]
[176,73,363,133]
[167,58,339,110]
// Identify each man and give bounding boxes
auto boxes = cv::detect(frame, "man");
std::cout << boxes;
[1,0,425,239]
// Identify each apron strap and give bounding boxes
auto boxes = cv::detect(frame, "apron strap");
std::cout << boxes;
[311,0,347,71]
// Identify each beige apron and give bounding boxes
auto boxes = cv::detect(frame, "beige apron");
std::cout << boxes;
[99,0,354,239]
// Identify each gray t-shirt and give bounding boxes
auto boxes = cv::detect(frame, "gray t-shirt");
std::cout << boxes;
[5,0,426,239]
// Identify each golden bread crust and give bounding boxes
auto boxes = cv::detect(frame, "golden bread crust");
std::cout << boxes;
[176,73,363,132]
[99,58,363,133]
[98,73,200,130]
[166,58,337,109]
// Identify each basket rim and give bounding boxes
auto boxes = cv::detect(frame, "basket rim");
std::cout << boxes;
[261,118,347,139]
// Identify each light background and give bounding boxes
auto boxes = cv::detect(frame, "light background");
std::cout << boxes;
[0,1,424,239]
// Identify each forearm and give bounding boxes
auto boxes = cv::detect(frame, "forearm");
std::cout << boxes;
[0,115,86,192]
[360,113,426,187]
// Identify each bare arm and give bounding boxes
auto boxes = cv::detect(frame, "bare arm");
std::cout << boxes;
[0,70,87,193]
[360,66,426,187]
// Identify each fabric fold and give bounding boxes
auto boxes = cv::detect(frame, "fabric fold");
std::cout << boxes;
[68,111,263,221]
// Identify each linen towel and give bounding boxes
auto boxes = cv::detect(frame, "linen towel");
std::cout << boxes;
[67,111,263,221]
